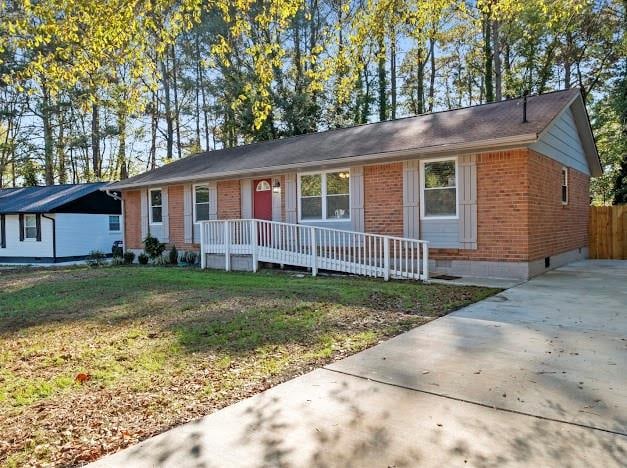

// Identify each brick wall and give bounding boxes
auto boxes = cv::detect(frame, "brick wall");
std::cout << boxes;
[217,180,241,219]
[364,163,404,236]
[167,185,199,250]
[527,150,589,261]
[123,190,142,249]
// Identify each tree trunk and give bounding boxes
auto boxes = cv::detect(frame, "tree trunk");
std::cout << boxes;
[483,13,494,103]
[57,110,66,184]
[378,36,387,121]
[417,45,425,114]
[493,20,502,101]
[117,109,128,180]
[161,58,174,160]
[428,37,436,112]
[390,31,397,119]
[42,85,55,185]
[171,44,182,159]
[91,104,101,178]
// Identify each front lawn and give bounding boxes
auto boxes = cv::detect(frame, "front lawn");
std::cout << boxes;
[0,266,497,466]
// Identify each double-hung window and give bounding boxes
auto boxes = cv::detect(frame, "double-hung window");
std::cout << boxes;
[299,170,350,221]
[421,158,457,218]
[194,185,210,222]
[24,214,38,239]
[108,215,121,232]
[561,167,568,205]
[149,189,163,224]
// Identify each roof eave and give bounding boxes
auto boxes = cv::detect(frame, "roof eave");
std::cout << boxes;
[107,133,539,190]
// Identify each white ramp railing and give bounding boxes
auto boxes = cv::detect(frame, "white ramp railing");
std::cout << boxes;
[199,219,429,281]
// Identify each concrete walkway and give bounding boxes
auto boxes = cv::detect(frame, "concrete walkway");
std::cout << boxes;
[92,260,627,467]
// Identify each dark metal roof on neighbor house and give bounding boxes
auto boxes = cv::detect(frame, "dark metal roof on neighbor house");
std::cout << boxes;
[108,88,600,190]
[0,183,110,214]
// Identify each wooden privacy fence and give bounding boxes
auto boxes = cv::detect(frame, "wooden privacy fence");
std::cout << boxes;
[589,205,627,259]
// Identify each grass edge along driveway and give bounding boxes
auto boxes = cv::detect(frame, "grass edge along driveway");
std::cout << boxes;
[0,266,498,467]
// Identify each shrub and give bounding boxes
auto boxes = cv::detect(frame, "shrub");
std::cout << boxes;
[152,255,169,266]
[111,256,125,266]
[184,251,198,265]
[143,234,165,259]
[137,253,149,265]
[168,245,178,265]
[86,250,106,267]
[123,251,136,264]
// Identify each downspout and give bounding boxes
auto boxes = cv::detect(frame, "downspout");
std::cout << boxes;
[105,189,122,201]
[41,214,56,262]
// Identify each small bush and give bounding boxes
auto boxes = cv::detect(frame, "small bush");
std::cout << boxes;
[111,256,125,266]
[152,255,169,266]
[184,251,198,265]
[168,245,178,265]
[143,234,165,259]
[123,251,136,264]
[86,250,106,267]
[137,253,149,265]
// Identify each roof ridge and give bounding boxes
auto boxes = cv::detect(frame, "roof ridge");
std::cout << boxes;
[136,88,578,175]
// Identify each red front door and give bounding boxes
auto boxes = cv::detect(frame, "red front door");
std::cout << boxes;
[253,179,273,220]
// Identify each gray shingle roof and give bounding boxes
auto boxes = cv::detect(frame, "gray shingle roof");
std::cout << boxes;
[108,89,591,190]
[0,183,108,214]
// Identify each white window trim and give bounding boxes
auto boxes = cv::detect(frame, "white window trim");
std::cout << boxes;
[420,156,459,220]
[297,169,351,222]
[561,167,569,205]
[23,214,38,240]
[193,183,211,224]
[108,215,121,232]
[149,188,163,225]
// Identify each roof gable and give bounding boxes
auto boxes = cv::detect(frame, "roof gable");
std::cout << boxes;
[0,183,111,214]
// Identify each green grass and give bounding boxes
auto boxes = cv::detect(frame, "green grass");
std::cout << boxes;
[0,265,497,467]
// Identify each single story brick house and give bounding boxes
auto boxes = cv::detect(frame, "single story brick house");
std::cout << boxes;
[0,183,122,263]
[107,88,601,280]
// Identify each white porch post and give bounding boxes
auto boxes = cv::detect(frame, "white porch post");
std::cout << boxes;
[224,221,231,272]
[251,220,258,272]
[383,236,390,281]
[200,222,206,269]
[422,242,429,282]
[310,226,317,277]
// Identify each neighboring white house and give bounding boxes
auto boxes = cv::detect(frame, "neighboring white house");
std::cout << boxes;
[0,183,122,263]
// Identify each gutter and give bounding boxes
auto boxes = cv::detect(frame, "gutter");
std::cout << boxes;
[107,133,539,190]
[41,214,56,261]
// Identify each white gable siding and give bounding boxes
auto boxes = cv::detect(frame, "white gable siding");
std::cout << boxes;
[55,213,123,257]
[530,106,590,175]
[0,214,54,259]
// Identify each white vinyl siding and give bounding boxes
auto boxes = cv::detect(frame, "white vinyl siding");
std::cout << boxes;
[55,214,123,257]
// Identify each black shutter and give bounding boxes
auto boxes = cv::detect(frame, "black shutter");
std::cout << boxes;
[19,214,24,241]
[36,214,42,241]
[1,214,5,248]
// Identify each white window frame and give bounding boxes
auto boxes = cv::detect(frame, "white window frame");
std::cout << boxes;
[108,215,121,232]
[297,169,351,222]
[561,167,569,205]
[193,183,211,224]
[149,188,163,225]
[23,214,38,240]
[420,156,459,220]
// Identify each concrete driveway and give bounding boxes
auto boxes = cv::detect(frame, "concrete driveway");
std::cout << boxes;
[92,260,627,467]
